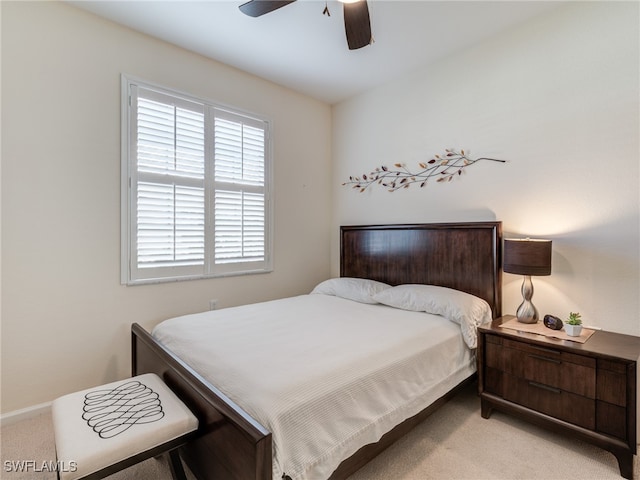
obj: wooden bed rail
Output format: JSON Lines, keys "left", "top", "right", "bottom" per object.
{"left": 131, "top": 323, "right": 272, "bottom": 480}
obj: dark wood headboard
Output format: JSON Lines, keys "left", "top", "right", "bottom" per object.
{"left": 340, "top": 222, "right": 502, "bottom": 318}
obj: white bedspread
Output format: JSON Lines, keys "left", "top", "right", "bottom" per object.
{"left": 152, "top": 294, "right": 475, "bottom": 479}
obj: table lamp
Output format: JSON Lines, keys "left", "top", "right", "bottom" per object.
{"left": 503, "top": 238, "right": 552, "bottom": 324}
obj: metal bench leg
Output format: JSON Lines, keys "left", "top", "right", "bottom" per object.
{"left": 168, "top": 449, "right": 189, "bottom": 480}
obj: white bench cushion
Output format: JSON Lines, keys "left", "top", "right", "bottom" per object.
{"left": 52, "top": 373, "right": 197, "bottom": 480}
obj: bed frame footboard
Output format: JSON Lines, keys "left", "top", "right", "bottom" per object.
{"left": 131, "top": 323, "right": 272, "bottom": 480}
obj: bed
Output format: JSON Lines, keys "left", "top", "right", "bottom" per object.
{"left": 131, "top": 221, "right": 502, "bottom": 480}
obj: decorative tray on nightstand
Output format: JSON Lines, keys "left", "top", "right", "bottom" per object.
{"left": 497, "top": 316, "right": 596, "bottom": 343}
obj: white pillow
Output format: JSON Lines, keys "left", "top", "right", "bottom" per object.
{"left": 372, "top": 284, "right": 492, "bottom": 348}
{"left": 311, "top": 277, "right": 391, "bottom": 304}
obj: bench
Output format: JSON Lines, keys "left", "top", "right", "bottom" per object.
{"left": 52, "top": 373, "right": 198, "bottom": 480}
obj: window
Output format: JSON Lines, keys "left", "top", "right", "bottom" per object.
{"left": 121, "top": 76, "right": 272, "bottom": 284}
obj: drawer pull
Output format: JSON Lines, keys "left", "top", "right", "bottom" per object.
{"left": 530, "top": 345, "right": 561, "bottom": 356}
{"left": 528, "top": 353, "right": 561, "bottom": 364}
{"left": 529, "top": 381, "right": 561, "bottom": 394}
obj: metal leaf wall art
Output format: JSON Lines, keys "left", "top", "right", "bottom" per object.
{"left": 343, "top": 149, "right": 506, "bottom": 192}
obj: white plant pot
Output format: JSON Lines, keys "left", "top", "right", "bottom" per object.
{"left": 564, "top": 324, "right": 583, "bottom": 337}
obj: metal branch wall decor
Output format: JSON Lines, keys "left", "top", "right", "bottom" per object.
{"left": 343, "top": 149, "right": 506, "bottom": 192}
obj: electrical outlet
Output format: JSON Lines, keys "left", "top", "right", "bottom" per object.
{"left": 209, "top": 299, "right": 219, "bottom": 311}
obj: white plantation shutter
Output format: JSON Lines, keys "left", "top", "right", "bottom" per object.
{"left": 213, "top": 110, "right": 266, "bottom": 269}
{"left": 122, "top": 77, "right": 272, "bottom": 284}
{"left": 137, "top": 96, "right": 205, "bottom": 178}
{"left": 134, "top": 90, "right": 206, "bottom": 274}
{"left": 214, "top": 191, "right": 265, "bottom": 263}
{"left": 214, "top": 114, "right": 265, "bottom": 185}
{"left": 136, "top": 182, "right": 205, "bottom": 267}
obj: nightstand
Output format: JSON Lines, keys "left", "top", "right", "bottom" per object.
{"left": 478, "top": 315, "right": 640, "bottom": 479}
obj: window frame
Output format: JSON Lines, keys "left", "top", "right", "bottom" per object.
{"left": 121, "top": 75, "right": 273, "bottom": 285}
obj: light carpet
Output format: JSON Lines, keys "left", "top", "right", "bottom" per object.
{"left": 1, "top": 382, "right": 636, "bottom": 479}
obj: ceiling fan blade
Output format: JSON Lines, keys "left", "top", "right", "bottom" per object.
{"left": 239, "top": 0, "right": 296, "bottom": 18}
{"left": 343, "top": 0, "right": 372, "bottom": 50}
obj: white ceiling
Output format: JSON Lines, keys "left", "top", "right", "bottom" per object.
{"left": 69, "top": 0, "right": 563, "bottom": 104}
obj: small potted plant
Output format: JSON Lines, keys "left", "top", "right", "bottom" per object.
{"left": 564, "top": 312, "right": 582, "bottom": 336}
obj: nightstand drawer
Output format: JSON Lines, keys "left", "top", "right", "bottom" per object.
{"left": 521, "top": 348, "right": 595, "bottom": 398}
{"left": 503, "top": 373, "right": 596, "bottom": 429}
{"left": 486, "top": 337, "right": 596, "bottom": 397}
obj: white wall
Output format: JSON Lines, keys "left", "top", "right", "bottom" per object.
{"left": 332, "top": 2, "right": 639, "bottom": 336}
{"left": 1, "top": 1, "right": 332, "bottom": 413}
{"left": 3, "top": 0, "right": 639, "bottom": 415}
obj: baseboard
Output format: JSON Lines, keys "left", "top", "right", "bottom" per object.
{"left": 0, "top": 401, "right": 51, "bottom": 427}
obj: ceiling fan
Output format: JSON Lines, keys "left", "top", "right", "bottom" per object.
{"left": 239, "top": 0, "right": 373, "bottom": 50}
